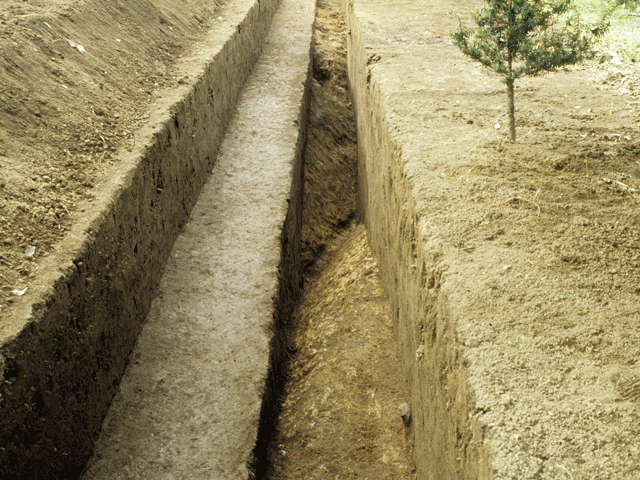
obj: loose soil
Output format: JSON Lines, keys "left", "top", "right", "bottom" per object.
{"left": 266, "top": 1, "right": 415, "bottom": 477}
{"left": 270, "top": 224, "right": 416, "bottom": 480}
{"left": 0, "top": 0, "right": 225, "bottom": 311}
{"left": 299, "top": 0, "right": 358, "bottom": 269}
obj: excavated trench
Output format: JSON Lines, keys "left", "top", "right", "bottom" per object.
{"left": 5, "top": 0, "right": 636, "bottom": 477}
{"left": 0, "top": 1, "right": 417, "bottom": 476}
{"left": 257, "top": 1, "right": 416, "bottom": 478}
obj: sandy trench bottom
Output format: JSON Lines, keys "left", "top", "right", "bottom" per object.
{"left": 268, "top": 224, "right": 417, "bottom": 480}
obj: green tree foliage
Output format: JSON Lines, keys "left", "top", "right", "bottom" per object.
{"left": 451, "top": 0, "right": 610, "bottom": 141}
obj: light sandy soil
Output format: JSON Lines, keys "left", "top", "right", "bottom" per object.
{"left": 349, "top": 0, "right": 640, "bottom": 477}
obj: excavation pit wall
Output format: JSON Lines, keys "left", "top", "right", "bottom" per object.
{"left": 5, "top": 0, "right": 636, "bottom": 478}
{"left": 0, "top": 0, "right": 286, "bottom": 476}
{"left": 82, "top": 0, "right": 313, "bottom": 473}
{"left": 346, "top": 1, "right": 488, "bottom": 477}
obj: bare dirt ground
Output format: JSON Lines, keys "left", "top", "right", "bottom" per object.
{"left": 0, "top": 0, "right": 225, "bottom": 311}
{"left": 270, "top": 224, "right": 416, "bottom": 480}
{"left": 299, "top": 0, "right": 357, "bottom": 269}
{"left": 279, "top": 1, "right": 640, "bottom": 474}
{"left": 355, "top": 1, "right": 640, "bottom": 476}
{"left": 2, "top": 0, "right": 640, "bottom": 477}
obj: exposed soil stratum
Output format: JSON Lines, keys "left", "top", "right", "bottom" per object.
{"left": 266, "top": 1, "right": 415, "bottom": 478}
{"left": 355, "top": 1, "right": 640, "bottom": 477}
{"left": 0, "top": 0, "right": 639, "bottom": 478}
{"left": 0, "top": 0, "right": 225, "bottom": 310}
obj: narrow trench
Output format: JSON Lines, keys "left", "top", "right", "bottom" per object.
{"left": 259, "top": 0, "right": 416, "bottom": 478}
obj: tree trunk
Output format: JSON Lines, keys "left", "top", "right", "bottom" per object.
{"left": 507, "top": 77, "right": 515, "bottom": 141}
{"left": 507, "top": 55, "right": 516, "bottom": 142}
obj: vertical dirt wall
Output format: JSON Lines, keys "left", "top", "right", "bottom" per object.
{"left": 298, "top": 0, "right": 358, "bottom": 269}
{"left": 345, "top": 1, "right": 491, "bottom": 478}
{"left": 251, "top": 53, "right": 311, "bottom": 480}
{"left": 0, "top": 1, "right": 281, "bottom": 477}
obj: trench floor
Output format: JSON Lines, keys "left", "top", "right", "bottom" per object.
{"left": 267, "top": 223, "right": 416, "bottom": 479}
{"left": 80, "top": 0, "right": 314, "bottom": 477}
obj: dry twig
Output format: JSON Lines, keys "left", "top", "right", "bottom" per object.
{"left": 499, "top": 196, "right": 541, "bottom": 216}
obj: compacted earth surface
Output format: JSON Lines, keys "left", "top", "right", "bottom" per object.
{"left": 356, "top": 0, "right": 640, "bottom": 476}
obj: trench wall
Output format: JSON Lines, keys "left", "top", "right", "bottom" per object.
{"left": 345, "top": 1, "right": 491, "bottom": 478}
{"left": 0, "top": 0, "right": 282, "bottom": 477}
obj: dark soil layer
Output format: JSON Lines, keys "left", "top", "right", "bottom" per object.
{"left": 299, "top": 0, "right": 357, "bottom": 270}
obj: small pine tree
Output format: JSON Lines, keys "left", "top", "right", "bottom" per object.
{"left": 451, "top": 0, "right": 610, "bottom": 141}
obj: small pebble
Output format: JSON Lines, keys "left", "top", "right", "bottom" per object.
{"left": 399, "top": 402, "right": 411, "bottom": 426}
